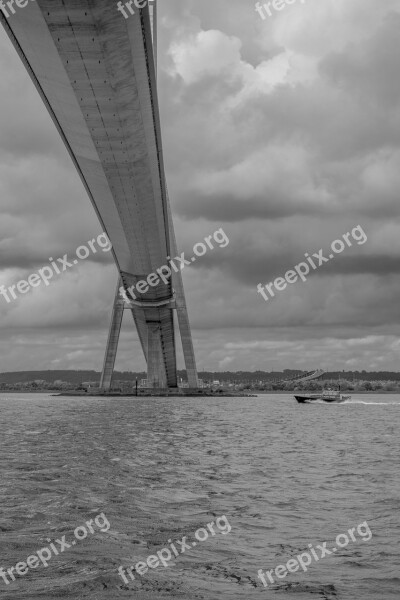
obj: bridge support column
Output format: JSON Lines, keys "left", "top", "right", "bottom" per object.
{"left": 176, "top": 305, "right": 198, "bottom": 387}
{"left": 100, "top": 279, "right": 124, "bottom": 391}
{"left": 147, "top": 322, "right": 167, "bottom": 388}
{"left": 166, "top": 193, "right": 199, "bottom": 388}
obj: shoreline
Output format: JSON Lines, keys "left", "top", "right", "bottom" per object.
{"left": 54, "top": 390, "right": 257, "bottom": 398}
{"left": 0, "top": 389, "right": 398, "bottom": 396}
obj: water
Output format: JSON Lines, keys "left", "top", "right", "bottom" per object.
{"left": 0, "top": 392, "right": 399, "bottom": 599}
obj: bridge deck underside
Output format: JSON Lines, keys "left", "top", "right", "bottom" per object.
{"left": 1, "top": 0, "right": 182, "bottom": 386}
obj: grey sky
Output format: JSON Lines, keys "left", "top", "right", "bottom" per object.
{"left": 0, "top": 0, "right": 399, "bottom": 372}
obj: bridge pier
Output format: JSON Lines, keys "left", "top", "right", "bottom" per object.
{"left": 99, "top": 281, "right": 193, "bottom": 392}
{"left": 147, "top": 322, "right": 167, "bottom": 388}
{"left": 99, "top": 279, "right": 125, "bottom": 392}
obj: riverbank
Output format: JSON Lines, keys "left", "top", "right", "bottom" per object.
{"left": 54, "top": 389, "right": 257, "bottom": 398}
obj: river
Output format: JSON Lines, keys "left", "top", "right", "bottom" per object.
{"left": 0, "top": 393, "right": 399, "bottom": 599}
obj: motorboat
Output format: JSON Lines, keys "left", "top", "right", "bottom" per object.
{"left": 295, "top": 389, "right": 351, "bottom": 404}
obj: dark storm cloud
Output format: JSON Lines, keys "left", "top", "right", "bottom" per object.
{"left": 174, "top": 190, "right": 331, "bottom": 221}
{"left": 0, "top": 244, "right": 114, "bottom": 271}
{"left": 197, "top": 251, "right": 400, "bottom": 287}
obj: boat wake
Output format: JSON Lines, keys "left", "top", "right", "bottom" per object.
{"left": 344, "top": 400, "right": 400, "bottom": 406}
{"left": 301, "top": 399, "right": 400, "bottom": 406}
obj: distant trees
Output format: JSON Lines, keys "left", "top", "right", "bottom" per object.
{"left": 361, "top": 381, "right": 373, "bottom": 391}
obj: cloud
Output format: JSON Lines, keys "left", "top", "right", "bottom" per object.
{"left": 169, "top": 29, "right": 243, "bottom": 84}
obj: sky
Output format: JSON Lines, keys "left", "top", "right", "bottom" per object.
{"left": 0, "top": 0, "right": 400, "bottom": 373}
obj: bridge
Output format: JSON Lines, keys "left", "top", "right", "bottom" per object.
{"left": 273, "top": 369, "right": 326, "bottom": 384}
{"left": 1, "top": 0, "right": 199, "bottom": 390}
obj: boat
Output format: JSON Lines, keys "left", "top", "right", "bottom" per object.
{"left": 295, "top": 389, "right": 351, "bottom": 404}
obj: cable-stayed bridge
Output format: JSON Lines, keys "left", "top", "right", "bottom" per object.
{"left": 0, "top": 0, "right": 198, "bottom": 390}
